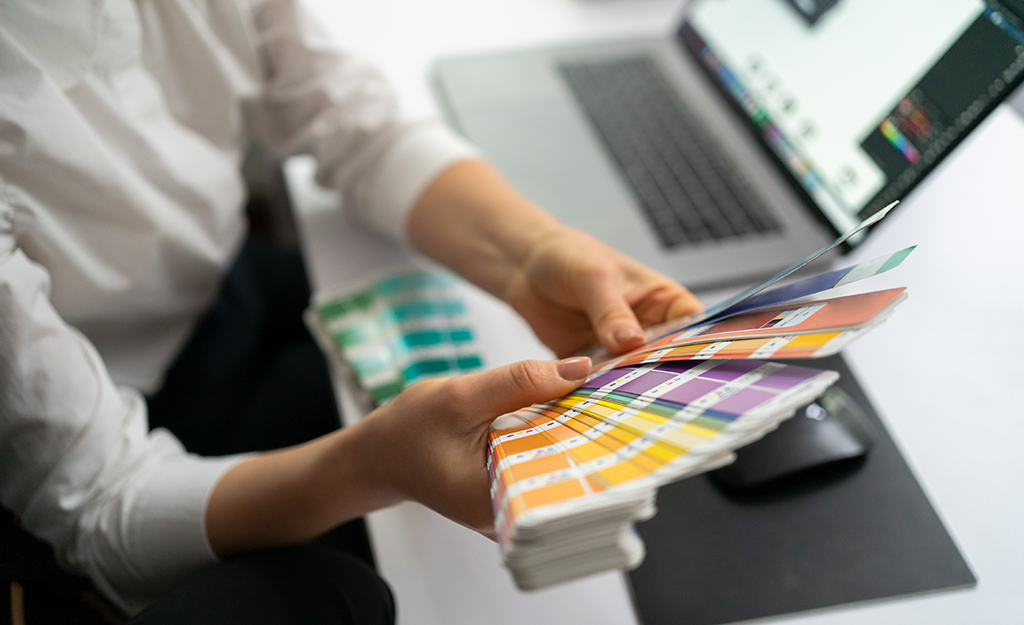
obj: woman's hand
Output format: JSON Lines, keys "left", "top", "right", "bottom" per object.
{"left": 206, "top": 357, "right": 592, "bottom": 554}
{"left": 355, "top": 356, "right": 592, "bottom": 536}
{"left": 505, "top": 226, "right": 702, "bottom": 357}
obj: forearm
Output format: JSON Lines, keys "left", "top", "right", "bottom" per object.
{"left": 205, "top": 420, "right": 401, "bottom": 559}
{"left": 407, "top": 159, "right": 563, "bottom": 299}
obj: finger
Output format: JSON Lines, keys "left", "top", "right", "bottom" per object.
{"left": 451, "top": 357, "right": 592, "bottom": 420}
{"left": 663, "top": 286, "right": 704, "bottom": 320}
{"left": 581, "top": 275, "right": 646, "bottom": 354}
{"left": 631, "top": 282, "right": 704, "bottom": 326}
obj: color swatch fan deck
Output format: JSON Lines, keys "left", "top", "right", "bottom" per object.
{"left": 488, "top": 204, "right": 915, "bottom": 590}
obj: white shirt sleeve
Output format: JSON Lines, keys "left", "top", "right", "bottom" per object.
{"left": 0, "top": 193, "right": 243, "bottom": 615}
{"left": 243, "top": 0, "right": 479, "bottom": 242}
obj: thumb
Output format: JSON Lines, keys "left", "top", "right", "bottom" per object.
{"left": 454, "top": 357, "right": 592, "bottom": 420}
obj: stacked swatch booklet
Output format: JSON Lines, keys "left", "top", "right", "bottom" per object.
{"left": 488, "top": 202, "right": 916, "bottom": 590}
{"left": 306, "top": 269, "right": 484, "bottom": 406}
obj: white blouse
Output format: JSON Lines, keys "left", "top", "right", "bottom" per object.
{"left": 0, "top": 0, "right": 476, "bottom": 613}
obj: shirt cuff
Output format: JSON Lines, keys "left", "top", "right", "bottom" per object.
{"left": 354, "top": 121, "right": 479, "bottom": 242}
{"left": 117, "top": 440, "right": 247, "bottom": 614}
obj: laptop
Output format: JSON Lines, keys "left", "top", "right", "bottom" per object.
{"left": 433, "top": 0, "right": 1024, "bottom": 288}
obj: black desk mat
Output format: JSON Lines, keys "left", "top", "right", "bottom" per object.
{"left": 627, "top": 354, "right": 975, "bottom": 625}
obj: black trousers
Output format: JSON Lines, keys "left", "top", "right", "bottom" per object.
{"left": 128, "top": 547, "right": 394, "bottom": 625}
{"left": 137, "top": 237, "right": 394, "bottom": 625}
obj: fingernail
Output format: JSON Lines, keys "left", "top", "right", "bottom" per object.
{"left": 556, "top": 357, "right": 592, "bottom": 381}
{"left": 612, "top": 325, "right": 644, "bottom": 346}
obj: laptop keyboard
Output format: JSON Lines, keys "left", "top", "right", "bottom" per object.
{"left": 560, "top": 56, "right": 780, "bottom": 247}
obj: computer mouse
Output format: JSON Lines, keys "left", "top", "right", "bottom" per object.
{"left": 710, "top": 386, "right": 873, "bottom": 490}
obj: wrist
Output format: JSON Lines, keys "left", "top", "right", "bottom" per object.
{"left": 343, "top": 415, "right": 409, "bottom": 510}
{"left": 408, "top": 159, "right": 564, "bottom": 298}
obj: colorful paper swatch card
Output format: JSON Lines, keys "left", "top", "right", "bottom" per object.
{"left": 684, "top": 201, "right": 898, "bottom": 326}
{"left": 600, "top": 287, "right": 907, "bottom": 369}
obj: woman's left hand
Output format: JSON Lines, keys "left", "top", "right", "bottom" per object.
{"left": 505, "top": 226, "right": 703, "bottom": 357}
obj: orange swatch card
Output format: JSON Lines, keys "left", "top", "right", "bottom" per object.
{"left": 603, "top": 288, "right": 906, "bottom": 368}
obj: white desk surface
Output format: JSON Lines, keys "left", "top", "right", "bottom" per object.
{"left": 287, "top": 1, "right": 1024, "bottom": 623}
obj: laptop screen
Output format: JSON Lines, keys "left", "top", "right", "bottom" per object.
{"left": 680, "top": 0, "right": 1024, "bottom": 235}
